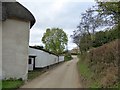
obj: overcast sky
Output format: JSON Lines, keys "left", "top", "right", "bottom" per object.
{"left": 17, "top": 0, "right": 96, "bottom": 50}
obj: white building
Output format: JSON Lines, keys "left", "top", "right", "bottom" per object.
{"left": 1, "top": 1, "right": 35, "bottom": 80}
{"left": 29, "top": 47, "right": 65, "bottom": 71}
{"left": 58, "top": 55, "right": 64, "bottom": 62}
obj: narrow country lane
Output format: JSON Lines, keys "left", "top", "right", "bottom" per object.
{"left": 21, "top": 56, "right": 82, "bottom": 88}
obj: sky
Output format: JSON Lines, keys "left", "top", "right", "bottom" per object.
{"left": 17, "top": 0, "right": 96, "bottom": 50}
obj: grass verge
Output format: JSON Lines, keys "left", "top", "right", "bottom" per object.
{"left": 2, "top": 80, "right": 24, "bottom": 90}
{"left": 78, "top": 61, "right": 93, "bottom": 79}
{"left": 2, "top": 70, "right": 45, "bottom": 89}
{"left": 0, "top": 80, "right": 2, "bottom": 89}
{"left": 28, "top": 69, "right": 46, "bottom": 81}
{"left": 77, "top": 54, "right": 101, "bottom": 88}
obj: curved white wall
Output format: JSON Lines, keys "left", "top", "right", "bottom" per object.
{"left": 2, "top": 19, "right": 30, "bottom": 80}
{"left": 0, "top": 22, "right": 2, "bottom": 80}
{"left": 29, "top": 48, "right": 58, "bottom": 68}
{"left": 59, "top": 56, "right": 64, "bottom": 62}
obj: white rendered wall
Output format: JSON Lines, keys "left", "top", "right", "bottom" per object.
{"left": 29, "top": 48, "right": 48, "bottom": 68}
{"left": 2, "top": 19, "right": 30, "bottom": 80}
{"left": 28, "top": 58, "right": 34, "bottom": 71}
{"left": 59, "top": 56, "right": 64, "bottom": 62}
{"left": 0, "top": 22, "right": 1, "bottom": 89}
{"left": 0, "top": 21, "right": 2, "bottom": 80}
{"left": 48, "top": 54, "right": 58, "bottom": 65}
{"left": 29, "top": 48, "right": 58, "bottom": 68}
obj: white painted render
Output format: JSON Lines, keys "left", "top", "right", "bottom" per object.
{"left": 59, "top": 56, "right": 64, "bottom": 62}
{"left": 0, "top": 22, "right": 2, "bottom": 80}
{"left": 48, "top": 54, "right": 58, "bottom": 65}
{"left": 29, "top": 48, "right": 59, "bottom": 69}
{"left": 2, "top": 19, "right": 30, "bottom": 80}
{"left": 28, "top": 58, "right": 34, "bottom": 71}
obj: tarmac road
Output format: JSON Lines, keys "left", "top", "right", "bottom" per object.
{"left": 21, "top": 56, "right": 82, "bottom": 88}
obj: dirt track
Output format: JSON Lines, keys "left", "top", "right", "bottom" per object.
{"left": 21, "top": 56, "right": 82, "bottom": 88}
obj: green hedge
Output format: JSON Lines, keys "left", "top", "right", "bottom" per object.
{"left": 77, "top": 40, "right": 119, "bottom": 88}
{"left": 64, "top": 53, "right": 73, "bottom": 61}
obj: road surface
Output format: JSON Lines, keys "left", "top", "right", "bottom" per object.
{"left": 21, "top": 56, "right": 82, "bottom": 88}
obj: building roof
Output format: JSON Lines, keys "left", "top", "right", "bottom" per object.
{"left": 29, "top": 46, "right": 59, "bottom": 56}
{"left": 0, "top": 2, "right": 35, "bottom": 28}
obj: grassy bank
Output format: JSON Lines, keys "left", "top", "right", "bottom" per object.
{"left": 77, "top": 39, "right": 119, "bottom": 88}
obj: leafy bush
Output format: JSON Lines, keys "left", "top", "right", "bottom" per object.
{"left": 92, "top": 26, "right": 120, "bottom": 48}
{"left": 64, "top": 53, "right": 73, "bottom": 61}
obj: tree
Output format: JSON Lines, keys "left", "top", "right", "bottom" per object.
{"left": 96, "top": 1, "right": 120, "bottom": 40}
{"left": 96, "top": 1, "right": 120, "bottom": 25}
{"left": 42, "top": 28, "right": 68, "bottom": 55}
{"left": 71, "top": 7, "right": 104, "bottom": 53}
{"left": 71, "top": 2, "right": 120, "bottom": 53}
{"left": 80, "top": 7, "right": 105, "bottom": 35}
